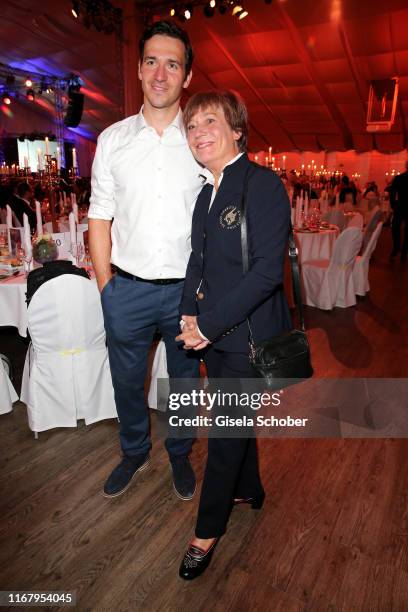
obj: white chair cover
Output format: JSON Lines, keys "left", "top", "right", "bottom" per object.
{"left": 148, "top": 340, "right": 169, "bottom": 410}
{"left": 362, "top": 206, "right": 382, "bottom": 251}
{"left": 353, "top": 222, "right": 383, "bottom": 296}
{"left": 0, "top": 358, "right": 18, "bottom": 415}
{"left": 322, "top": 209, "right": 347, "bottom": 231}
{"left": 302, "top": 227, "right": 363, "bottom": 310}
{"left": 20, "top": 275, "right": 117, "bottom": 433}
{"left": 348, "top": 212, "right": 364, "bottom": 229}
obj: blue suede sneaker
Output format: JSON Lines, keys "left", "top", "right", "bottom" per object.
{"left": 103, "top": 453, "right": 150, "bottom": 498}
{"left": 170, "top": 456, "right": 196, "bottom": 500}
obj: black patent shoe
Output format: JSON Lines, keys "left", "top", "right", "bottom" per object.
{"left": 233, "top": 491, "right": 265, "bottom": 510}
{"left": 179, "top": 539, "right": 218, "bottom": 580}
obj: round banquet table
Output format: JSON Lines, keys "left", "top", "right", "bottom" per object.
{"left": 295, "top": 227, "right": 339, "bottom": 264}
{"left": 0, "top": 273, "right": 29, "bottom": 336}
{"left": 0, "top": 267, "right": 95, "bottom": 337}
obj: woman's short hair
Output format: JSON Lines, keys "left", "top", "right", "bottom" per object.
{"left": 183, "top": 90, "right": 248, "bottom": 152}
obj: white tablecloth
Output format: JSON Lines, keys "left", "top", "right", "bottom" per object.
{"left": 0, "top": 274, "right": 29, "bottom": 336}
{"left": 295, "top": 228, "right": 339, "bottom": 264}
{"left": 0, "top": 269, "right": 95, "bottom": 337}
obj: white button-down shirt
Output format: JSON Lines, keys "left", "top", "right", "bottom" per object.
{"left": 89, "top": 108, "right": 203, "bottom": 279}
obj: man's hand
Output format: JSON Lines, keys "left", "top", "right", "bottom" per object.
{"left": 98, "top": 275, "right": 113, "bottom": 294}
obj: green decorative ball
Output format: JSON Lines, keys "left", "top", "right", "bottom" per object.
{"left": 33, "top": 239, "right": 58, "bottom": 264}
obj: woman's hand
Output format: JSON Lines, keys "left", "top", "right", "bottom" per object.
{"left": 177, "top": 315, "right": 210, "bottom": 350}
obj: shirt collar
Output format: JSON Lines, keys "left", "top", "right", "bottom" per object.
{"left": 200, "top": 152, "right": 244, "bottom": 186}
{"left": 134, "top": 105, "right": 184, "bottom": 137}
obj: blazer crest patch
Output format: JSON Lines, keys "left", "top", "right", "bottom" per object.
{"left": 219, "top": 205, "right": 241, "bottom": 230}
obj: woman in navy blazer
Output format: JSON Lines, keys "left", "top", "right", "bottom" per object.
{"left": 176, "top": 91, "right": 291, "bottom": 579}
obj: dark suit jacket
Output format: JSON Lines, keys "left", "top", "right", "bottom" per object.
{"left": 390, "top": 171, "right": 408, "bottom": 216}
{"left": 8, "top": 195, "right": 36, "bottom": 229}
{"left": 180, "top": 153, "right": 292, "bottom": 352}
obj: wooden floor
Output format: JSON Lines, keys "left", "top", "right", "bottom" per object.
{"left": 1, "top": 226, "right": 408, "bottom": 611}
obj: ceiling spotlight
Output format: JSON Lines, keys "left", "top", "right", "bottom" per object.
{"left": 203, "top": 2, "right": 215, "bottom": 17}
{"left": 71, "top": 0, "right": 79, "bottom": 18}
{"left": 26, "top": 89, "right": 35, "bottom": 101}
{"left": 170, "top": 7, "right": 176, "bottom": 16}
{"left": 210, "top": 0, "right": 216, "bottom": 6}
{"left": 2, "top": 93, "right": 11, "bottom": 105}
{"left": 184, "top": 3, "right": 193, "bottom": 19}
{"left": 232, "top": 5, "right": 243, "bottom": 16}
{"left": 25, "top": 77, "right": 32, "bottom": 87}
{"left": 238, "top": 9, "right": 248, "bottom": 18}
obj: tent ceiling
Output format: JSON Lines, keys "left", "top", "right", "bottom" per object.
{"left": 1, "top": 0, "right": 408, "bottom": 152}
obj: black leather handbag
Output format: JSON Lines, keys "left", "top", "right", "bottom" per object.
{"left": 240, "top": 165, "right": 313, "bottom": 389}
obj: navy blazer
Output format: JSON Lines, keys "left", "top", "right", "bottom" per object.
{"left": 180, "top": 153, "right": 292, "bottom": 352}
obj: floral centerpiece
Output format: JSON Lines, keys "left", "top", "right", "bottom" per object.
{"left": 32, "top": 234, "right": 58, "bottom": 264}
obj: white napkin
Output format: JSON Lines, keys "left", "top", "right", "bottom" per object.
{"left": 295, "top": 196, "right": 302, "bottom": 227}
{"left": 69, "top": 212, "right": 77, "bottom": 248}
{"left": 72, "top": 201, "right": 79, "bottom": 224}
{"left": 304, "top": 193, "right": 309, "bottom": 219}
{"left": 23, "top": 213, "right": 32, "bottom": 269}
{"left": 6, "top": 205, "right": 12, "bottom": 228}
{"left": 35, "top": 201, "right": 43, "bottom": 236}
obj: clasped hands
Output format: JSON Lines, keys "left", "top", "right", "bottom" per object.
{"left": 176, "top": 315, "right": 210, "bottom": 351}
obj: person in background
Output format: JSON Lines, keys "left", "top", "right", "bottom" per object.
{"left": 88, "top": 21, "right": 203, "bottom": 500}
{"left": 176, "top": 90, "right": 291, "bottom": 580}
{"left": 339, "top": 175, "right": 357, "bottom": 205}
{"left": 9, "top": 182, "right": 36, "bottom": 229}
{"left": 389, "top": 161, "right": 408, "bottom": 262}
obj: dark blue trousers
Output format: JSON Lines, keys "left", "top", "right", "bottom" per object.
{"left": 101, "top": 274, "right": 198, "bottom": 459}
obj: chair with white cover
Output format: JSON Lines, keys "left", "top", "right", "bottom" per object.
{"left": 301, "top": 227, "right": 363, "bottom": 310}
{"left": 0, "top": 357, "right": 18, "bottom": 415}
{"left": 20, "top": 274, "right": 117, "bottom": 435}
{"left": 353, "top": 222, "right": 383, "bottom": 297}
{"left": 362, "top": 205, "right": 382, "bottom": 252}
{"left": 348, "top": 212, "right": 364, "bottom": 229}
{"left": 322, "top": 209, "right": 347, "bottom": 231}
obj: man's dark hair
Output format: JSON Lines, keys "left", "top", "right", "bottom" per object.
{"left": 139, "top": 20, "right": 193, "bottom": 77}
{"left": 17, "top": 182, "right": 31, "bottom": 198}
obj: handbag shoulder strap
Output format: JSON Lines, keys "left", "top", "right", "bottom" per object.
{"left": 239, "top": 162, "right": 306, "bottom": 332}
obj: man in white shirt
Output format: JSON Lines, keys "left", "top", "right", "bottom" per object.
{"left": 89, "top": 21, "right": 203, "bottom": 500}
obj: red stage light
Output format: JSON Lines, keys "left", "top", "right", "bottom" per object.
{"left": 26, "top": 89, "right": 35, "bottom": 101}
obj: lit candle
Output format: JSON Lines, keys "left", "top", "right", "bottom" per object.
{"left": 268, "top": 146, "right": 272, "bottom": 158}
{"left": 272, "top": 156, "right": 275, "bottom": 166}
{"left": 254, "top": 155, "right": 258, "bottom": 162}
{"left": 56, "top": 146, "right": 61, "bottom": 170}
{"left": 24, "top": 156, "right": 29, "bottom": 168}
{"left": 11, "top": 163, "right": 15, "bottom": 175}
{"left": 282, "top": 155, "right": 286, "bottom": 170}
{"left": 37, "top": 149, "right": 42, "bottom": 171}
{"left": 72, "top": 147, "right": 77, "bottom": 168}
{"left": 45, "top": 136, "right": 49, "bottom": 156}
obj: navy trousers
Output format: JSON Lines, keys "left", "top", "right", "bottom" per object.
{"left": 101, "top": 274, "right": 198, "bottom": 459}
